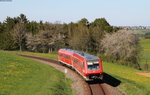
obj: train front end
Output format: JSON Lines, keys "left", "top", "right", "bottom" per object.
{"left": 84, "top": 58, "right": 103, "bottom": 81}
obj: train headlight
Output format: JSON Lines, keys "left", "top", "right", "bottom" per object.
{"left": 87, "top": 62, "right": 93, "bottom": 65}
{"left": 93, "top": 61, "right": 99, "bottom": 64}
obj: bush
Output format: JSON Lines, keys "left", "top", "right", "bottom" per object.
{"left": 101, "top": 30, "right": 141, "bottom": 69}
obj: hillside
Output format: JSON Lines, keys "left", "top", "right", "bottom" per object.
{"left": 0, "top": 51, "right": 74, "bottom": 95}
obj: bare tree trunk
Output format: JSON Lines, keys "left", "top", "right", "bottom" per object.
{"left": 19, "top": 44, "right": 22, "bottom": 51}
{"left": 12, "top": 24, "right": 26, "bottom": 51}
{"left": 51, "top": 48, "right": 53, "bottom": 52}
{"left": 48, "top": 47, "right": 50, "bottom": 53}
{"left": 49, "top": 47, "right": 52, "bottom": 53}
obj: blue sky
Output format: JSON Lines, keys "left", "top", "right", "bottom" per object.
{"left": 0, "top": 0, "right": 150, "bottom": 26}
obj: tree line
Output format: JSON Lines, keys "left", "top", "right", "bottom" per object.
{"left": 0, "top": 14, "right": 117, "bottom": 51}
{"left": 0, "top": 14, "right": 141, "bottom": 69}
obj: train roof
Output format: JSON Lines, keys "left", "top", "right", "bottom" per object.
{"left": 60, "top": 48, "right": 99, "bottom": 60}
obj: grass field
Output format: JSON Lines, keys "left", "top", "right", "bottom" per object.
{"left": 128, "top": 29, "right": 150, "bottom": 71}
{"left": 103, "top": 62, "right": 150, "bottom": 95}
{"left": 139, "top": 39, "right": 150, "bottom": 71}
{"left": 1, "top": 50, "right": 150, "bottom": 95}
{"left": 15, "top": 51, "right": 58, "bottom": 60}
{"left": 13, "top": 50, "right": 150, "bottom": 95}
{"left": 0, "top": 51, "right": 74, "bottom": 95}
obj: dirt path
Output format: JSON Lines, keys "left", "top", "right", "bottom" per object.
{"left": 136, "top": 72, "right": 150, "bottom": 78}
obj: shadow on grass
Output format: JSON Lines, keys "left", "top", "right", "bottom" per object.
{"left": 102, "top": 72, "right": 121, "bottom": 87}
{"left": 87, "top": 72, "right": 121, "bottom": 87}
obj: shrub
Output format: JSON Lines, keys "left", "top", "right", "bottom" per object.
{"left": 101, "top": 30, "right": 141, "bottom": 69}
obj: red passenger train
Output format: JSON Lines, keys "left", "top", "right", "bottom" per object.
{"left": 58, "top": 48, "right": 103, "bottom": 81}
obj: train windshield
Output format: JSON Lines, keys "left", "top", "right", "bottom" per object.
{"left": 87, "top": 61, "right": 100, "bottom": 71}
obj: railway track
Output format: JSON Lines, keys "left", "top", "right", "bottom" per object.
{"left": 89, "top": 83, "right": 105, "bottom": 95}
{"left": 20, "top": 54, "right": 106, "bottom": 95}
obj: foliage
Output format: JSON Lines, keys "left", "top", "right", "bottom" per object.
{"left": 0, "top": 32, "right": 17, "bottom": 50}
{"left": 101, "top": 30, "right": 141, "bottom": 69}
{"left": 26, "top": 26, "right": 65, "bottom": 53}
{"left": 0, "top": 14, "right": 27, "bottom": 50}
{"left": 0, "top": 14, "right": 117, "bottom": 52}
{"left": 90, "top": 18, "right": 113, "bottom": 33}
{"left": 26, "top": 21, "right": 40, "bottom": 34}
{"left": 1, "top": 14, "right": 140, "bottom": 68}
{"left": 145, "top": 32, "right": 150, "bottom": 39}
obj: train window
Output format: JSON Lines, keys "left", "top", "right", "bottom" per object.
{"left": 60, "top": 53, "right": 71, "bottom": 60}
{"left": 73, "top": 58, "right": 78, "bottom": 63}
{"left": 73, "top": 58, "right": 84, "bottom": 68}
{"left": 88, "top": 64, "right": 100, "bottom": 71}
{"left": 87, "top": 61, "right": 100, "bottom": 71}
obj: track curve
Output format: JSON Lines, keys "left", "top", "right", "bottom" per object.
{"left": 20, "top": 54, "right": 106, "bottom": 95}
{"left": 89, "top": 84, "right": 105, "bottom": 95}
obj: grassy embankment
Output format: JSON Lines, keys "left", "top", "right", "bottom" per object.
{"left": 0, "top": 51, "right": 74, "bottom": 95}
{"left": 17, "top": 51, "right": 150, "bottom": 95}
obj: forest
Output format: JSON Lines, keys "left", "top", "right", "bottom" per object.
{"left": 0, "top": 14, "right": 141, "bottom": 69}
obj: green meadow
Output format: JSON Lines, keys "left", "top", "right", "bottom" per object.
{"left": 139, "top": 38, "right": 150, "bottom": 71}
{"left": 16, "top": 51, "right": 150, "bottom": 95}
{"left": 129, "top": 29, "right": 150, "bottom": 71}
{"left": 0, "top": 51, "right": 74, "bottom": 95}
{"left": 16, "top": 51, "right": 58, "bottom": 60}
{"left": 1, "top": 50, "right": 150, "bottom": 95}
{"left": 103, "top": 62, "right": 150, "bottom": 95}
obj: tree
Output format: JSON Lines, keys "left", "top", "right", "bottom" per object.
{"left": 17, "top": 14, "right": 28, "bottom": 23}
{"left": 26, "top": 21, "right": 40, "bottom": 34}
{"left": 0, "top": 22, "right": 4, "bottom": 33}
{"left": 92, "top": 26, "right": 105, "bottom": 53}
{"left": 0, "top": 31, "right": 16, "bottom": 50}
{"left": 92, "top": 18, "right": 110, "bottom": 27}
{"left": 0, "top": 14, "right": 119, "bottom": 53}
{"left": 4, "top": 17, "right": 17, "bottom": 32}
{"left": 12, "top": 24, "right": 26, "bottom": 51}
{"left": 78, "top": 18, "right": 89, "bottom": 27}
{"left": 90, "top": 18, "right": 113, "bottom": 32}
{"left": 26, "top": 29, "right": 65, "bottom": 53}
{"left": 0, "top": 17, "right": 18, "bottom": 50}
{"left": 101, "top": 30, "right": 141, "bottom": 69}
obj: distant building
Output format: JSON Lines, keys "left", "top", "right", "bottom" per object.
{"left": 116, "top": 26, "right": 150, "bottom": 30}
